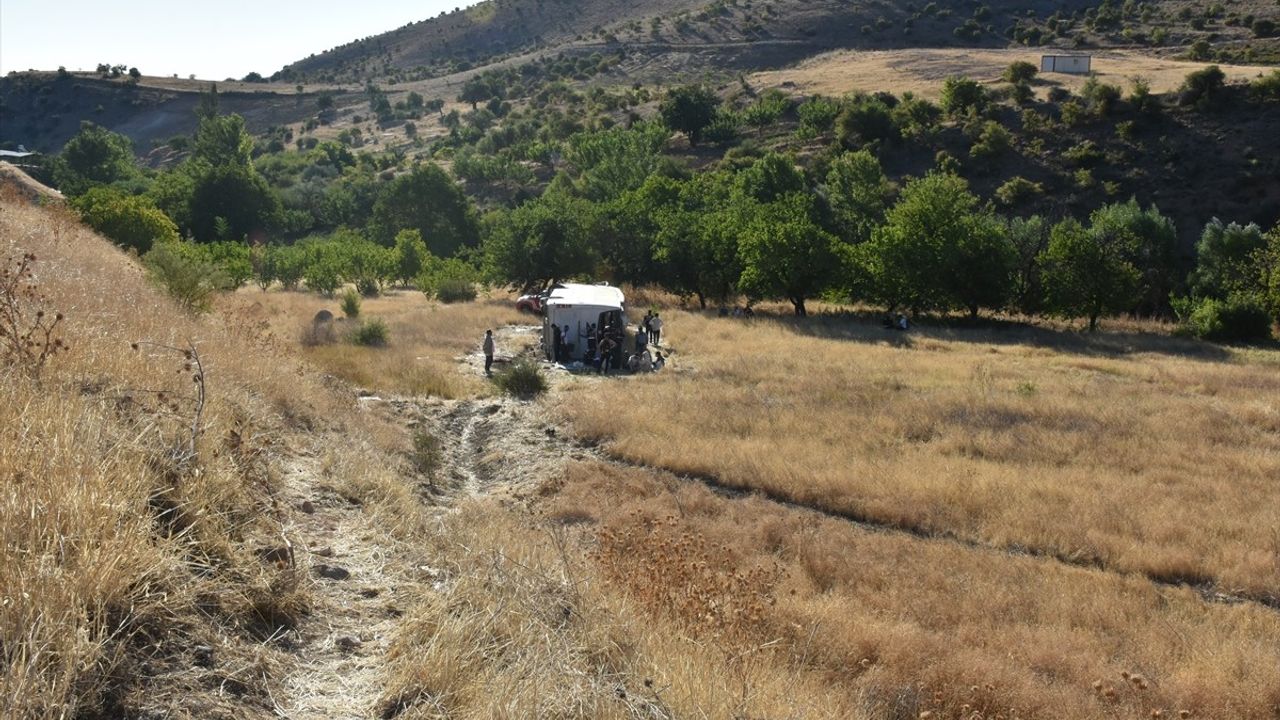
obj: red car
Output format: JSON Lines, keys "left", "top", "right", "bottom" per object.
{"left": 515, "top": 294, "right": 543, "bottom": 314}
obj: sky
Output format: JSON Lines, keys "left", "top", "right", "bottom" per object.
{"left": 1, "top": 0, "right": 477, "bottom": 80}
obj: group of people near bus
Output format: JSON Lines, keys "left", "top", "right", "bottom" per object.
{"left": 544, "top": 311, "right": 667, "bottom": 375}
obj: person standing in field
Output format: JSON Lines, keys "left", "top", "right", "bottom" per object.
{"left": 482, "top": 329, "right": 495, "bottom": 376}
{"left": 649, "top": 313, "right": 663, "bottom": 346}
{"left": 635, "top": 323, "right": 648, "bottom": 353}
{"left": 551, "top": 324, "right": 562, "bottom": 363}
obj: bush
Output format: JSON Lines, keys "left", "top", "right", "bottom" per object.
{"left": 1251, "top": 70, "right": 1280, "bottom": 101}
{"left": 1182, "top": 296, "right": 1273, "bottom": 342}
{"left": 494, "top": 358, "right": 547, "bottom": 398}
{"left": 1252, "top": 18, "right": 1277, "bottom": 38}
{"left": 340, "top": 289, "right": 361, "bottom": 318}
{"left": 995, "top": 176, "right": 1044, "bottom": 206}
{"left": 435, "top": 278, "right": 478, "bottom": 303}
{"left": 1003, "top": 61, "right": 1038, "bottom": 84}
{"left": 349, "top": 318, "right": 389, "bottom": 347}
{"left": 142, "top": 243, "right": 226, "bottom": 313}
{"left": 411, "top": 430, "right": 442, "bottom": 476}
{"left": 1179, "top": 65, "right": 1226, "bottom": 108}
{"left": 940, "top": 76, "right": 987, "bottom": 117}
{"left": 796, "top": 96, "right": 841, "bottom": 138}
{"left": 72, "top": 188, "right": 179, "bottom": 254}
{"left": 837, "top": 95, "right": 899, "bottom": 148}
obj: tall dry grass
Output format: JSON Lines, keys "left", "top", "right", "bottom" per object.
{"left": 560, "top": 309, "right": 1280, "bottom": 600}
{"left": 0, "top": 191, "right": 370, "bottom": 717}
{"left": 227, "top": 289, "right": 529, "bottom": 398}
{"left": 547, "top": 461, "right": 1280, "bottom": 719}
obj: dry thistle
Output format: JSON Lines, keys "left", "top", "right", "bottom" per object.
{"left": 0, "top": 252, "right": 68, "bottom": 380}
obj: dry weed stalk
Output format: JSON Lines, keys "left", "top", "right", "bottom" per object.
{"left": 0, "top": 252, "right": 67, "bottom": 380}
{"left": 127, "top": 340, "right": 207, "bottom": 465}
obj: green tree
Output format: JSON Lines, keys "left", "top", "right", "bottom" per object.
{"left": 824, "top": 150, "right": 891, "bottom": 246}
{"left": 836, "top": 94, "right": 899, "bottom": 148}
{"left": 564, "top": 121, "right": 669, "bottom": 202}
{"left": 187, "top": 163, "right": 281, "bottom": 241}
{"left": 738, "top": 193, "right": 839, "bottom": 316}
{"left": 52, "top": 122, "right": 138, "bottom": 196}
{"left": 1188, "top": 218, "right": 1267, "bottom": 300}
{"left": 481, "top": 191, "right": 598, "bottom": 291}
{"left": 860, "top": 172, "right": 1013, "bottom": 316}
{"left": 652, "top": 171, "right": 743, "bottom": 306}
{"left": 1088, "top": 199, "right": 1178, "bottom": 314}
{"left": 736, "top": 152, "right": 806, "bottom": 203}
{"left": 1039, "top": 218, "right": 1141, "bottom": 330}
{"left": 458, "top": 76, "right": 494, "bottom": 110}
{"left": 940, "top": 76, "right": 987, "bottom": 117}
{"left": 72, "top": 187, "right": 179, "bottom": 253}
{"left": 394, "top": 229, "right": 431, "bottom": 286}
{"left": 659, "top": 85, "right": 720, "bottom": 146}
{"left": 743, "top": 89, "right": 790, "bottom": 136}
{"left": 369, "top": 164, "right": 481, "bottom": 256}
{"left": 194, "top": 113, "right": 254, "bottom": 166}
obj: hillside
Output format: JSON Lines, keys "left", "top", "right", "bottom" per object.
{"left": 280, "top": 0, "right": 1280, "bottom": 85}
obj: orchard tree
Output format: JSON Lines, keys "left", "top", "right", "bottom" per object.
{"left": 940, "top": 76, "right": 987, "bottom": 117}
{"left": 1088, "top": 199, "right": 1178, "bottom": 314}
{"left": 481, "top": 190, "right": 598, "bottom": 291}
{"left": 736, "top": 152, "right": 806, "bottom": 203}
{"left": 659, "top": 85, "right": 720, "bottom": 146}
{"left": 860, "top": 172, "right": 1013, "bottom": 316}
{"left": 393, "top": 229, "right": 431, "bottom": 286}
{"left": 1039, "top": 218, "right": 1141, "bottom": 331}
{"left": 369, "top": 164, "right": 481, "bottom": 256}
{"left": 1188, "top": 218, "right": 1266, "bottom": 300}
{"left": 194, "top": 113, "right": 254, "bottom": 167}
{"left": 824, "top": 150, "right": 891, "bottom": 245}
{"left": 652, "top": 171, "right": 743, "bottom": 307}
{"left": 738, "top": 193, "right": 839, "bottom": 316}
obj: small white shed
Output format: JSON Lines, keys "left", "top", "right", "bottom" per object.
{"left": 1040, "top": 55, "right": 1092, "bottom": 74}
{"left": 542, "top": 283, "right": 627, "bottom": 363}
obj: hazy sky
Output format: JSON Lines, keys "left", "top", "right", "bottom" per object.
{"left": 1, "top": 1, "right": 477, "bottom": 80}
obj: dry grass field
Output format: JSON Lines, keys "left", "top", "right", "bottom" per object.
{"left": 9, "top": 191, "right": 1280, "bottom": 720}
{"left": 561, "top": 309, "right": 1280, "bottom": 601}
{"left": 227, "top": 288, "right": 529, "bottom": 399}
{"left": 750, "top": 48, "right": 1278, "bottom": 100}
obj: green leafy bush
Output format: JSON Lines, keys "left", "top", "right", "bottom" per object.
{"left": 340, "top": 289, "right": 361, "bottom": 318}
{"left": 1181, "top": 296, "right": 1273, "bottom": 342}
{"left": 349, "top": 318, "right": 390, "bottom": 347}
{"left": 494, "top": 358, "right": 547, "bottom": 398}
{"left": 418, "top": 256, "right": 480, "bottom": 303}
{"left": 796, "top": 96, "right": 841, "bottom": 138}
{"left": 1251, "top": 70, "right": 1280, "bottom": 101}
{"left": 72, "top": 188, "right": 179, "bottom": 254}
{"left": 995, "top": 177, "right": 1044, "bottom": 206}
{"left": 142, "top": 243, "right": 226, "bottom": 313}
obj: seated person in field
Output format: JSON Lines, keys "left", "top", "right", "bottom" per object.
{"left": 896, "top": 313, "right": 909, "bottom": 331}
{"left": 638, "top": 349, "right": 653, "bottom": 372}
{"left": 652, "top": 351, "right": 665, "bottom": 371}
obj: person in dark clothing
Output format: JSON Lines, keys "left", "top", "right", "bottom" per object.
{"left": 482, "top": 330, "right": 495, "bottom": 375}
{"left": 551, "top": 324, "right": 562, "bottom": 362}
{"left": 599, "top": 336, "right": 616, "bottom": 374}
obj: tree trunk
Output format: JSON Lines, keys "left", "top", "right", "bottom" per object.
{"left": 969, "top": 304, "right": 980, "bottom": 320}
{"left": 792, "top": 297, "right": 807, "bottom": 317}
{"left": 696, "top": 292, "right": 707, "bottom": 309}
{"left": 1088, "top": 314, "right": 1099, "bottom": 332}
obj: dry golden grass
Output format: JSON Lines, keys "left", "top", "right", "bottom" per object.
{"left": 560, "top": 309, "right": 1280, "bottom": 600}
{"left": 750, "top": 48, "right": 1277, "bottom": 100}
{"left": 228, "top": 288, "right": 530, "bottom": 399}
{"left": 379, "top": 501, "right": 873, "bottom": 720}
{"left": 0, "top": 190, "right": 381, "bottom": 717}
{"left": 543, "top": 461, "right": 1280, "bottom": 720}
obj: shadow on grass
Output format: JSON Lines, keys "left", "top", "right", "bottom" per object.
{"left": 724, "top": 308, "right": 1255, "bottom": 362}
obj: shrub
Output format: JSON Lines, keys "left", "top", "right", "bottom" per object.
{"left": 995, "top": 176, "right": 1044, "bottom": 206}
{"left": 940, "top": 76, "right": 987, "bottom": 117}
{"left": 796, "top": 96, "right": 841, "bottom": 138}
{"left": 411, "top": 430, "right": 442, "bottom": 476}
{"left": 494, "top": 358, "right": 547, "bottom": 398}
{"left": 435, "top": 278, "right": 478, "bottom": 303}
{"left": 1181, "top": 296, "right": 1273, "bottom": 342}
{"left": 1251, "top": 70, "right": 1280, "bottom": 101}
{"left": 837, "top": 95, "right": 899, "bottom": 148}
{"left": 1003, "top": 61, "right": 1038, "bottom": 84}
{"left": 349, "top": 318, "right": 389, "bottom": 347}
{"left": 340, "top": 289, "right": 361, "bottom": 318}
{"left": 142, "top": 243, "right": 226, "bottom": 313}
{"left": 1179, "top": 65, "right": 1226, "bottom": 108}
{"left": 1080, "top": 76, "right": 1122, "bottom": 116}
{"left": 969, "top": 120, "right": 1013, "bottom": 161}
{"left": 72, "top": 188, "right": 179, "bottom": 254}
{"left": 1252, "top": 18, "right": 1277, "bottom": 38}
